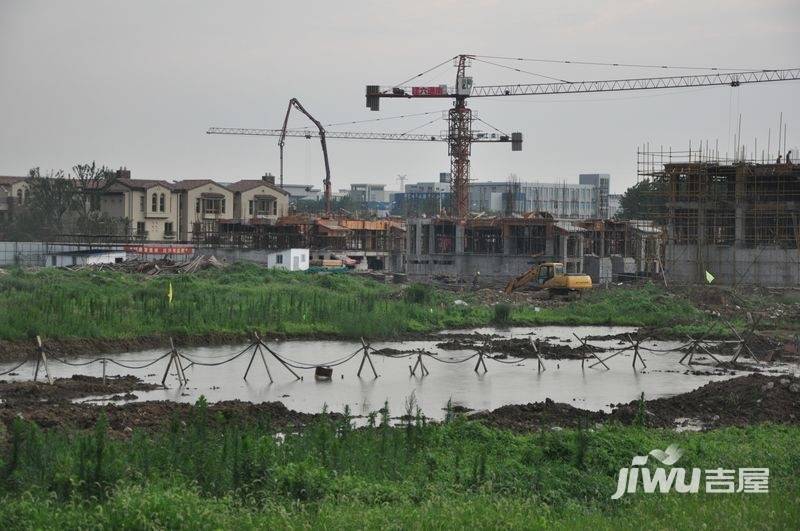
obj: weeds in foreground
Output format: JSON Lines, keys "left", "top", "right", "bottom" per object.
{"left": 0, "top": 397, "right": 796, "bottom": 528}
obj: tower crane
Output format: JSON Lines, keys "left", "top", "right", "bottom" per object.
{"left": 208, "top": 56, "right": 800, "bottom": 219}
{"left": 366, "top": 55, "right": 800, "bottom": 218}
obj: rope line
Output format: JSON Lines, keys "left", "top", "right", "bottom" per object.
{"left": 0, "top": 358, "right": 28, "bottom": 376}
{"left": 177, "top": 343, "right": 256, "bottom": 367}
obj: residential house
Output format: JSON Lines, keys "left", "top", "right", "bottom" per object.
{"left": 0, "top": 176, "right": 29, "bottom": 222}
{"left": 172, "top": 180, "right": 234, "bottom": 241}
{"left": 228, "top": 178, "right": 289, "bottom": 223}
{"left": 99, "top": 178, "right": 179, "bottom": 240}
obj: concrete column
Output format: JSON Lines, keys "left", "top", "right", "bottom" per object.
{"left": 560, "top": 234, "right": 568, "bottom": 262}
{"left": 577, "top": 236, "right": 584, "bottom": 273}
{"left": 502, "top": 225, "right": 512, "bottom": 255}
{"left": 455, "top": 224, "right": 465, "bottom": 254}
{"left": 414, "top": 220, "right": 423, "bottom": 257}
{"left": 429, "top": 222, "right": 437, "bottom": 255}
{"left": 735, "top": 206, "right": 745, "bottom": 248}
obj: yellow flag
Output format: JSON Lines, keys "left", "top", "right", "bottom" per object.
{"left": 167, "top": 282, "right": 173, "bottom": 305}
{"left": 705, "top": 271, "right": 715, "bottom": 284}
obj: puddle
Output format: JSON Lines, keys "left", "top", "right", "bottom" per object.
{"left": 1, "top": 326, "right": 783, "bottom": 420}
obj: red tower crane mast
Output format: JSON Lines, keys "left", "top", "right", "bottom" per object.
{"left": 365, "top": 54, "right": 800, "bottom": 218}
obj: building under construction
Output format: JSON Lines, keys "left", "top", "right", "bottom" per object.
{"left": 405, "top": 214, "right": 661, "bottom": 282}
{"left": 638, "top": 148, "right": 800, "bottom": 286}
{"left": 195, "top": 214, "right": 406, "bottom": 271}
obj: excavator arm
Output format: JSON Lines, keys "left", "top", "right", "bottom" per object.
{"left": 279, "top": 98, "right": 332, "bottom": 217}
{"left": 504, "top": 264, "right": 541, "bottom": 294}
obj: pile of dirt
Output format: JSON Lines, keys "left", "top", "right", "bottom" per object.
{"left": 609, "top": 373, "right": 800, "bottom": 428}
{"left": 473, "top": 398, "right": 606, "bottom": 430}
{"left": 474, "top": 374, "right": 800, "bottom": 431}
{"left": 1, "top": 399, "right": 322, "bottom": 434}
{"left": 436, "top": 336, "right": 605, "bottom": 360}
{"left": 0, "top": 375, "right": 159, "bottom": 405}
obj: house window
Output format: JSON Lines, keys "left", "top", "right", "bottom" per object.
{"left": 201, "top": 198, "right": 222, "bottom": 214}
{"left": 159, "top": 193, "right": 165, "bottom": 212}
{"left": 248, "top": 200, "right": 253, "bottom": 216}
{"left": 151, "top": 193, "right": 157, "bottom": 212}
{"left": 195, "top": 198, "right": 200, "bottom": 213}
{"left": 164, "top": 222, "right": 174, "bottom": 236}
{"left": 276, "top": 254, "right": 283, "bottom": 264}
{"left": 136, "top": 222, "right": 146, "bottom": 235}
{"left": 16, "top": 190, "right": 23, "bottom": 205}
{"left": 139, "top": 195, "right": 145, "bottom": 212}
{"left": 250, "top": 198, "right": 275, "bottom": 217}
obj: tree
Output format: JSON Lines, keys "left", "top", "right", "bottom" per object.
{"left": 5, "top": 168, "right": 79, "bottom": 239}
{"left": 71, "top": 161, "right": 116, "bottom": 218}
{"left": 616, "top": 178, "right": 666, "bottom": 221}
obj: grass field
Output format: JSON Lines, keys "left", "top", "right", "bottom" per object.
{"left": 0, "top": 400, "right": 796, "bottom": 529}
{"left": 0, "top": 264, "right": 727, "bottom": 342}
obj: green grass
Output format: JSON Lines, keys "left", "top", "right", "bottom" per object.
{"left": 0, "top": 400, "right": 797, "bottom": 529}
{"left": 0, "top": 265, "right": 492, "bottom": 341}
{"left": 0, "top": 265, "right": 725, "bottom": 342}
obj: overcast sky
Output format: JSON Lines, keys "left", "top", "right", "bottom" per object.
{"left": 1, "top": 1, "right": 798, "bottom": 193}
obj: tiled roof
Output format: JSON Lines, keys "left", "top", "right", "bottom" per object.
{"left": 116, "top": 178, "right": 174, "bottom": 190}
{"left": 227, "top": 180, "right": 288, "bottom": 195}
{"left": 0, "top": 176, "right": 27, "bottom": 186}
{"left": 171, "top": 179, "right": 230, "bottom": 191}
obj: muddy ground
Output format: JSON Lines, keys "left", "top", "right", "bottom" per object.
{"left": 0, "top": 373, "right": 797, "bottom": 434}
{"left": 475, "top": 373, "right": 800, "bottom": 430}
{"left": 0, "top": 375, "right": 322, "bottom": 434}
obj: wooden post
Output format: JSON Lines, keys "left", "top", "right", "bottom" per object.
{"left": 679, "top": 335, "right": 698, "bottom": 365}
{"left": 410, "top": 351, "right": 429, "bottom": 376}
{"left": 628, "top": 335, "right": 646, "bottom": 370}
{"left": 33, "top": 336, "right": 53, "bottom": 385}
{"left": 573, "top": 333, "right": 609, "bottom": 370}
{"left": 161, "top": 337, "right": 187, "bottom": 387}
{"left": 357, "top": 338, "right": 378, "bottom": 378}
{"left": 473, "top": 352, "right": 488, "bottom": 373}
{"left": 531, "top": 338, "right": 545, "bottom": 372}
{"left": 257, "top": 343, "right": 274, "bottom": 383}
{"left": 258, "top": 335, "right": 302, "bottom": 380}
{"left": 243, "top": 334, "right": 266, "bottom": 381}
{"left": 722, "top": 318, "right": 760, "bottom": 364}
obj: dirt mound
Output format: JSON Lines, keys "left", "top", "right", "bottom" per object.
{"left": 475, "top": 374, "right": 800, "bottom": 431}
{"left": 609, "top": 373, "right": 800, "bottom": 428}
{"left": 436, "top": 337, "right": 604, "bottom": 360}
{"left": 0, "top": 375, "right": 159, "bottom": 405}
{"left": 0, "top": 399, "right": 327, "bottom": 435}
{"left": 473, "top": 398, "right": 606, "bottom": 429}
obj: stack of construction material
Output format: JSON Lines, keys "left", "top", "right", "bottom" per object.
{"left": 309, "top": 259, "right": 344, "bottom": 268}
{"left": 610, "top": 255, "right": 637, "bottom": 281}
{"left": 66, "top": 255, "right": 225, "bottom": 276}
{"left": 583, "top": 254, "right": 612, "bottom": 285}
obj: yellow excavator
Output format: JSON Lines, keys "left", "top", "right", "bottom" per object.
{"left": 504, "top": 262, "right": 592, "bottom": 296}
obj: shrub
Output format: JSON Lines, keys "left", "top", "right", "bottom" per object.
{"left": 492, "top": 303, "right": 512, "bottom": 324}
